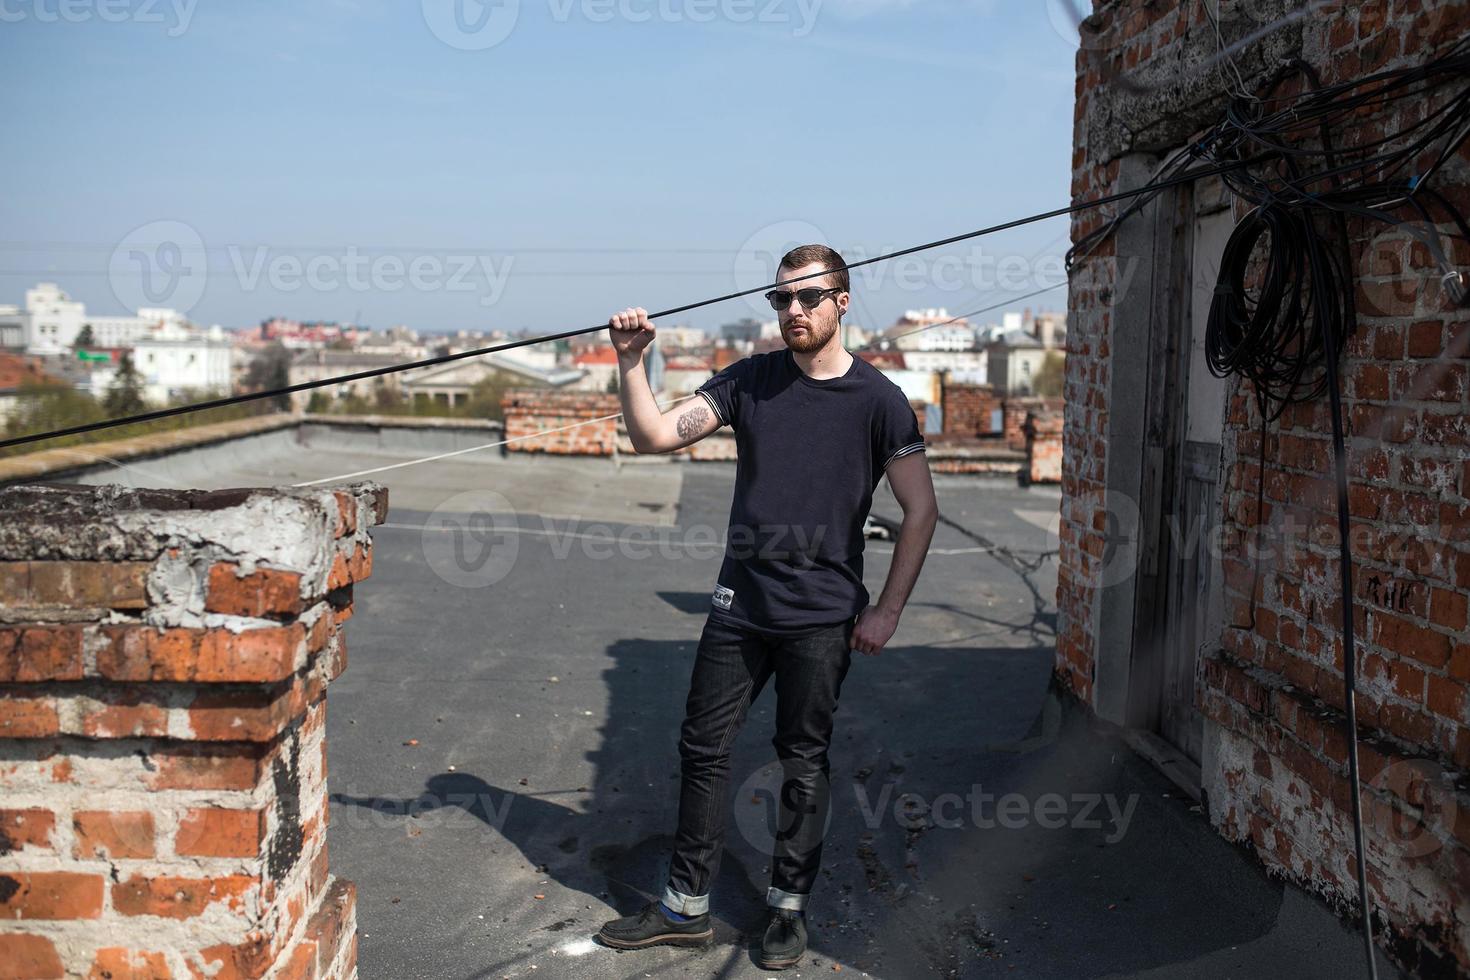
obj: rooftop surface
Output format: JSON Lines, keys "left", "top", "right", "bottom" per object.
{"left": 64, "top": 431, "right": 1397, "bottom": 979}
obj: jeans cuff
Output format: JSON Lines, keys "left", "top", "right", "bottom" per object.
{"left": 662, "top": 886, "right": 709, "bottom": 916}
{"left": 766, "top": 886, "right": 809, "bottom": 911}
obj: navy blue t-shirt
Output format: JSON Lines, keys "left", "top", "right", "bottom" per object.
{"left": 694, "top": 347, "right": 926, "bottom": 636}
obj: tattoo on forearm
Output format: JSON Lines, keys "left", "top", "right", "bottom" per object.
{"left": 676, "top": 405, "right": 710, "bottom": 440}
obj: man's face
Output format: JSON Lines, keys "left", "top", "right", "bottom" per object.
{"left": 774, "top": 262, "right": 848, "bottom": 354}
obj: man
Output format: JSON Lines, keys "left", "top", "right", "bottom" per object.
{"left": 596, "top": 244, "right": 938, "bottom": 970}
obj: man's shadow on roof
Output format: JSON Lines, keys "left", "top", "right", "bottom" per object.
{"left": 328, "top": 635, "right": 767, "bottom": 951}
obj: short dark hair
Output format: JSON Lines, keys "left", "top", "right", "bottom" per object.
{"left": 778, "top": 243, "right": 849, "bottom": 294}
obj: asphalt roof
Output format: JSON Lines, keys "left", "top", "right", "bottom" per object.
{"left": 65, "top": 437, "right": 1397, "bottom": 980}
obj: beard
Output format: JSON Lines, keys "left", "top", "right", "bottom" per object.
{"left": 782, "top": 315, "right": 839, "bottom": 354}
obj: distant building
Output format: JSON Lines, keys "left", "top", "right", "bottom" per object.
{"left": 88, "top": 336, "right": 232, "bottom": 403}
{"left": 887, "top": 309, "right": 975, "bottom": 352}
{"left": 985, "top": 330, "right": 1049, "bottom": 395}
{"left": 88, "top": 308, "right": 190, "bottom": 348}
{"left": 661, "top": 352, "right": 716, "bottom": 396}
{"left": 1033, "top": 310, "right": 1067, "bottom": 349}
{"left": 720, "top": 318, "right": 763, "bottom": 344}
{"left": 856, "top": 350, "right": 907, "bottom": 372}
{"left": 288, "top": 349, "right": 410, "bottom": 411}
{"left": 22, "top": 283, "right": 87, "bottom": 354}
{"left": 400, "top": 353, "right": 585, "bottom": 410}
{"left": 0, "top": 352, "right": 68, "bottom": 424}
{"left": 0, "top": 305, "right": 24, "bottom": 349}
{"left": 661, "top": 324, "right": 708, "bottom": 348}
{"left": 572, "top": 345, "right": 621, "bottom": 392}
{"left": 903, "top": 349, "right": 987, "bottom": 384}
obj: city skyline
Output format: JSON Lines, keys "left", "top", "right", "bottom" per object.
{"left": 0, "top": 1, "right": 1077, "bottom": 334}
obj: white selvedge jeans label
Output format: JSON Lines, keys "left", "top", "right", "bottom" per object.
{"left": 712, "top": 584, "right": 734, "bottom": 610}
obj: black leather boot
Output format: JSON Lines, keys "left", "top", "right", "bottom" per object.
{"left": 596, "top": 901, "right": 713, "bottom": 950}
{"left": 758, "top": 908, "right": 807, "bottom": 970}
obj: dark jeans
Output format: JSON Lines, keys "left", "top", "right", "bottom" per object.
{"left": 662, "top": 612, "right": 856, "bottom": 915}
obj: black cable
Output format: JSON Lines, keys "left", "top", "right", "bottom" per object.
{"left": 1198, "top": 40, "right": 1470, "bottom": 974}
{"left": 0, "top": 159, "right": 1245, "bottom": 453}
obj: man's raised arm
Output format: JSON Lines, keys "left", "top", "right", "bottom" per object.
{"left": 609, "top": 306, "right": 722, "bottom": 454}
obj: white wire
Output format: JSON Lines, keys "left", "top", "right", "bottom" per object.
{"left": 1202, "top": 0, "right": 1253, "bottom": 102}
{"left": 292, "top": 392, "right": 701, "bottom": 487}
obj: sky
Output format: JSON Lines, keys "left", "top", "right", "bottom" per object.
{"left": 0, "top": 0, "right": 1081, "bottom": 336}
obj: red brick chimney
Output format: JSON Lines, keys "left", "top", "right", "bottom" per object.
{"left": 0, "top": 481, "right": 385, "bottom": 979}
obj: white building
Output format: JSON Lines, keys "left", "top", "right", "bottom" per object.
{"left": 88, "top": 308, "right": 189, "bottom": 348}
{"left": 0, "top": 305, "right": 25, "bottom": 349}
{"left": 91, "top": 337, "right": 233, "bottom": 403}
{"left": 985, "top": 331, "right": 1053, "bottom": 395}
{"left": 889, "top": 309, "right": 975, "bottom": 352}
{"left": 12, "top": 282, "right": 190, "bottom": 355}
{"left": 903, "top": 349, "right": 988, "bottom": 384}
{"left": 661, "top": 325, "right": 708, "bottom": 348}
{"left": 24, "top": 283, "right": 87, "bottom": 354}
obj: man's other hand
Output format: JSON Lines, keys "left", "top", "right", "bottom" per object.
{"left": 851, "top": 605, "right": 898, "bottom": 656}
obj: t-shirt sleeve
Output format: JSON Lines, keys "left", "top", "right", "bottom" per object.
{"left": 694, "top": 359, "right": 745, "bottom": 429}
{"left": 876, "top": 386, "right": 926, "bottom": 471}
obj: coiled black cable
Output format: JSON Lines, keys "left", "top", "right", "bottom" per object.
{"left": 1205, "top": 201, "right": 1351, "bottom": 419}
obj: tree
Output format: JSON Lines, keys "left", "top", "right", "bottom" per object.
{"left": 462, "top": 371, "right": 518, "bottom": 422}
{"left": 2, "top": 381, "right": 100, "bottom": 443}
{"left": 71, "top": 325, "right": 95, "bottom": 351}
{"left": 1033, "top": 351, "right": 1066, "bottom": 399}
{"left": 605, "top": 371, "right": 620, "bottom": 394}
{"left": 104, "top": 351, "right": 147, "bottom": 418}
{"left": 244, "top": 342, "right": 293, "bottom": 411}
{"left": 374, "top": 381, "right": 407, "bottom": 413}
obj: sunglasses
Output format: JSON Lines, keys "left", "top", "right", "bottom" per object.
{"left": 764, "top": 286, "right": 843, "bottom": 312}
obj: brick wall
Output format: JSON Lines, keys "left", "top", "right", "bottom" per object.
{"left": 502, "top": 389, "right": 622, "bottom": 455}
{"left": 940, "top": 382, "right": 1002, "bottom": 437}
{"left": 1064, "top": 2, "right": 1470, "bottom": 975}
{"left": 1004, "top": 397, "right": 1064, "bottom": 452}
{"left": 1023, "top": 410, "right": 1064, "bottom": 485}
{"left": 0, "top": 482, "right": 384, "bottom": 978}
